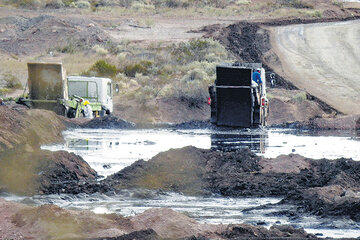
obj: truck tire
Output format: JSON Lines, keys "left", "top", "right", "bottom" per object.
{"left": 253, "top": 108, "right": 260, "bottom": 126}
{"left": 67, "top": 108, "right": 76, "bottom": 118}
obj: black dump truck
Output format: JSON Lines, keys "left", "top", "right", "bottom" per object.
{"left": 209, "top": 63, "right": 269, "bottom": 127}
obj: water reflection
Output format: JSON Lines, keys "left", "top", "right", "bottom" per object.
{"left": 211, "top": 131, "right": 268, "bottom": 153}
{"left": 42, "top": 128, "right": 360, "bottom": 178}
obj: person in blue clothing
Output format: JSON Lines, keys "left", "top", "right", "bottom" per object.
{"left": 252, "top": 68, "right": 262, "bottom": 85}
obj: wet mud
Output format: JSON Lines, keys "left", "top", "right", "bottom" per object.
{"left": 104, "top": 146, "right": 360, "bottom": 222}
{"left": 80, "top": 115, "right": 136, "bottom": 129}
{"left": 0, "top": 198, "right": 317, "bottom": 239}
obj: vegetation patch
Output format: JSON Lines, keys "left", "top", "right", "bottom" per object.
{"left": 83, "top": 39, "right": 232, "bottom": 109}
{"left": 277, "top": 0, "right": 314, "bottom": 9}
{"left": 2, "top": 0, "right": 342, "bottom": 19}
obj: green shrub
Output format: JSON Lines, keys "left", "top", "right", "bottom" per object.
{"left": 118, "top": 0, "right": 133, "bottom": 7}
{"left": 3, "top": 73, "right": 22, "bottom": 89}
{"left": 45, "top": 0, "right": 64, "bottom": 8}
{"left": 62, "top": 0, "right": 75, "bottom": 6}
{"left": 12, "top": 0, "right": 42, "bottom": 8}
{"left": 171, "top": 39, "right": 228, "bottom": 64}
{"left": 55, "top": 40, "right": 82, "bottom": 54}
{"left": 0, "top": 88, "right": 11, "bottom": 96}
{"left": 154, "top": 0, "right": 188, "bottom": 8}
{"left": 86, "top": 60, "right": 118, "bottom": 77}
{"left": 291, "top": 91, "right": 307, "bottom": 103}
{"left": 278, "top": 0, "right": 313, "bottom": 9}
{"left": 76, "top": 0, "right": 90, "bottom": 8}
{"left": 123, "top": 61, "right": 153, "bottom": 77}
{"left": 306, "top": 9, "right": 322, "bottom": 18}
{"left": 173, "top": 79, "right": 208, "bottom": 107}
{"left": 92, "top": 45, "right": 109, "bottom": 55}
{"left": 332, "top": 0, "right": 343, "bottom": 8}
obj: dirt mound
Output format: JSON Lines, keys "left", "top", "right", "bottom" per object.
{"left": 0, "top": 198, "right": 133, "bottom": 240}
{"left": 215, "top": 21, "right": 296, "bottom": 90}
{"left": 220, "top": 224, "right": 315, "bottom": 239}
{"left": 106, "top": 146, "right": 210, "bottom": 195}
{"left": 81, "top": 115, "right": 136, "bottom": 129}
{"left": 131, "top": 208, "right": 223, "bottom": 239}
{"left": 0, "top": 105, "right": 98, "bottom": 195}
{"left": 0, "top": 104, "right": 66, "bottom": 152}
{"left": 0, "top": 148, "right": 97, "bottom": 195}
{"left": 284, "top": 185, "right": 360, "bottom": 222}
{"left": 0, "top": 15, "right": 111, "bottom": 55}
{"left": 105, "top": 146, "right": 360, "bottom": 221}
{"left": 0, "top": 198, "right": 315, "bottom": 240}
{"left": 267, "top": 89, "right": 331, "bottom": 126}
{"left": 307, "top": 114, "right": 360, "bottom": 130}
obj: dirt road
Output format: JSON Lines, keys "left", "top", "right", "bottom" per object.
{"left": 269, "top": 20, "right": 360, "bottom": 115}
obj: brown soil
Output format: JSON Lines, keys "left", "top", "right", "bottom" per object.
{"left": 0, "top": 13, "right": 112, "bottom": 55}
{"left": 0, "top": 103, "right": 65, "bottom": 151}
{"left": 0, "top": 198, "right": 316, "bottom": 240}
{"left": 0, "top": 105, "right": 97, "bottom": 195}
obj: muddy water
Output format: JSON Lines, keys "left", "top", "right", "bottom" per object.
{"left": 42, "top": 128, "right": 360, "bottom": 177}
{"left": 38, "top": 128, "right": 360, "bottom": 238}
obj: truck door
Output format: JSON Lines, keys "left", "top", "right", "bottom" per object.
{"left": 215, "top": 66, "right": 253, "bottom": 127}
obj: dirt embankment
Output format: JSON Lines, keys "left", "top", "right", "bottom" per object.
{"left": 105, "top": 146, "right": 360, "bottom": 221}
{"left": 0, "top": 198, "right": 316, "bottom": 240}
{"left": 0, "top": 105, "right": 97, "bottom": 195}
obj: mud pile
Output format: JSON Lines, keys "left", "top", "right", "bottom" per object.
{"left": 0, "top": 198, "right": 315, "bottom": 240}
{"left": 105, "top": 146, "right": 360, "bottom": 221}
{"left": 81, "top": 115, "right": 136, "bottom": 129}
{"left": 0, "top": 104, "right": 65, "bottom": 151}
{"left": 0, "top": 15, "right": 111, "bottom": 55}
{"left": 0, "top": 105, "right": 98, "bottom": 195}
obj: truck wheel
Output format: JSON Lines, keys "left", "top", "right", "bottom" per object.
{"left": 99, "top": 110, "right": 106, "bottom": 117}
{"left": 253, "top": 108, "right": 260, "bottom": 126}
{"left": 106, "top": 109, "right": 111, "bottom": 115}
{"left": 67, "top": 108, "right": 76, "bottom": 118}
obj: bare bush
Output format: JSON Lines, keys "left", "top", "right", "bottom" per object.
{"left": 3, "top": 73, "right": 22, "bottom": 89}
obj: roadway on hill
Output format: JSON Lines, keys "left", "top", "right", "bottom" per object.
{"left": 269, "top": 20, "right": 360, "bottom": 115}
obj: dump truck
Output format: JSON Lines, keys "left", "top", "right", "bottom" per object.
{"left": 17, "top": 62, "right": 113, "bottom": 118}
{"left": 208, "top": 63, "right": 268, "bottom": 127}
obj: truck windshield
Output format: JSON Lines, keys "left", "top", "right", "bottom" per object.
{"left": 68, "top": 81, "right": 98, "bottom": 100}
